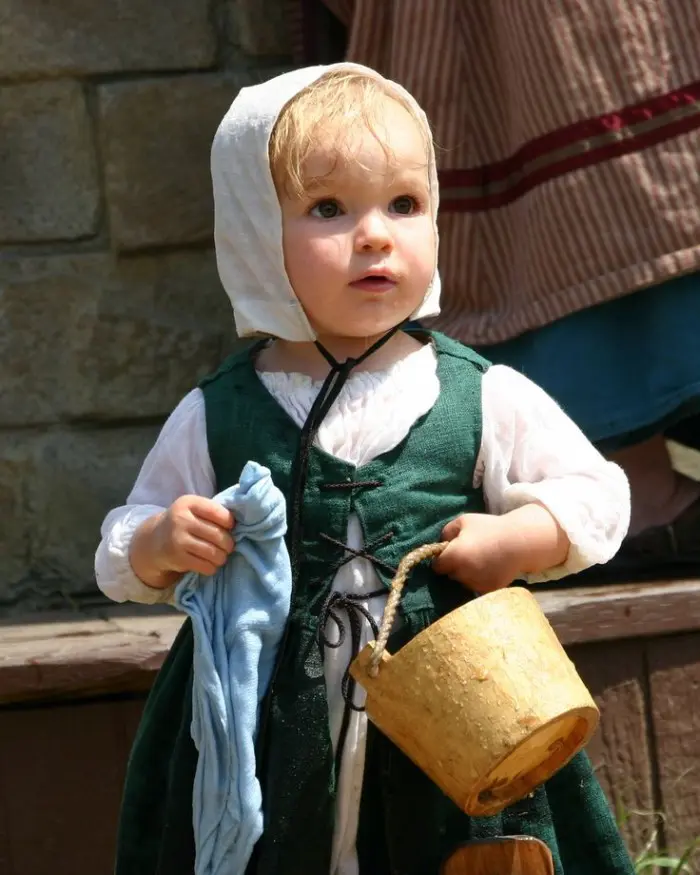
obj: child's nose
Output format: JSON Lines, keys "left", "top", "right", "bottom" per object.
{"left": 354, "top": 211, "right": 393, "bottom": 252}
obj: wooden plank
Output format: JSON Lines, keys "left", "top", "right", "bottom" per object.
{"left": 535, "top": 579, "right": 700, "bottom": 646}
{"left": 0, "top": 697, "right": 144, "bottom": 875}
{"left": 114, "top": 696, "right": 148, "bottom": 763}
{"left": 0, "top": 755, "right": 13, "bottom": 875}
{"left": 2, "top": 578, "right": 700, "bottom": 704}
{"left": 0, "top": 611, "right": 183, "bottom": 704}
{"left": 567, "top": 639, "right": 655, "bottom": 856}
{"left": 647, "top": 632, "right": 700, "bottom": 855}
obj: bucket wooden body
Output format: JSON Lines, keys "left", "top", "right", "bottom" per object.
{"left": 350, "top": 587, "right": 599, "bottom": 816}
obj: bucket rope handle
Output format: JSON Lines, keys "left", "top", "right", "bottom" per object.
{"left": 368, "top": 542, "right": 447, "bottom": 677}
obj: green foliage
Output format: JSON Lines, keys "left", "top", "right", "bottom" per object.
{"left": 633, "top": 838, "right": 699, "bottom": 874}
{"left": 615, "top": 804, "right": 699, "bottom": 874}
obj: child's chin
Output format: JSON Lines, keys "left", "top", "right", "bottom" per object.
{"left": 346, "top": 320, "right": 407, "bottom": 339}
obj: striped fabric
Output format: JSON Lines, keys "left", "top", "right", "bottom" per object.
{"left": 285, "top": 0, "right": 305, "bottom": 60}
{"left": 298, "top": 0, "right": 700, "bottom": 344}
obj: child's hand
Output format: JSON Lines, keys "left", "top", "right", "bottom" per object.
{"left": 433, "top": 513, "right": 522, "bottom": 593}
{"left": 130, "top": 496, "right": 235, "bottom": 589}
{"left": 433, "top": 505, "right": 570, "bottom": 594}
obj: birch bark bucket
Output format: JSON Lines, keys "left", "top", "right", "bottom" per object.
{"left": 350, "top": 544, "right": 599, "bottom": 817}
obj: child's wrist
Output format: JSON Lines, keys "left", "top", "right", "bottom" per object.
{"left": 129, "top": 513, "right": 180, "bottom": 590}
{"left": 499, "top": 504, "right": 570, "bottom": 576}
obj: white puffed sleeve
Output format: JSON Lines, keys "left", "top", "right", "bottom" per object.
{"left": 94, "top": 388, "right": 216, "bottom": 604}
{"left": 477, "top": 365, "right": 630, "bottom": 582}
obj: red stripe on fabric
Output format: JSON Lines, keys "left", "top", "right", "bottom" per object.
{"left": 440, "top": 108, "right": 700, "bottom": 213}
{"left": 440, "top": 80, "right": 700, "bottom": 191}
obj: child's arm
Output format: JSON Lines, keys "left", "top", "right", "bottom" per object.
{"left": 129, "top": 493, "right": 234, "bottom": 590}
{"left": 95, "top": 389, "right": 233, "bottom": 604}
{"left": 435, "top": 365, "right": 630, "bottom": 592}
{"left": 435, "top": 502, "right": 570, "bottom": 592}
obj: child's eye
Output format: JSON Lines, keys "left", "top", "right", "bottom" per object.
{"left": 310, "top": 199, "right": 343, "bottom": 219}
{"left": 390, "top": 195, "right": 419, "bottom": 215}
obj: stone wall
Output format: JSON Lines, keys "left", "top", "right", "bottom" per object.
{"left": 0, "top": 1, "right": 291, "bottom": 615}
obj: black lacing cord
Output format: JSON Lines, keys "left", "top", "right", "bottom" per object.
{"left": 315, "top": 531, "right": 397, "bottom": 587}
{"left": 309, "top": 532, "right": 396, "bottom": 727}
{"left": 255, "top": 322, "right": 407, "bottom": 812}
{"left": 317, "top": 589, "right": 384, "bottom": 711}
{"left": 317, "top": 587, "right": 386, "bottom": 781}
{"left": 287, "top": 322, "right": 406, "bottom": 585}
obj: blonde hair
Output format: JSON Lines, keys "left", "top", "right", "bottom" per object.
{"left": 269, "top": 69, "right": 432, "bottom": 198}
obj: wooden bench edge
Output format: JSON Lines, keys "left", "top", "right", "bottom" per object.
{"left": 2, "top": 579, "right": 700, "bottom": 703}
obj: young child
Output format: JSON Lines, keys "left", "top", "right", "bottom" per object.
{"left": 96, "top": 64, "right": 634, "bottom": 875}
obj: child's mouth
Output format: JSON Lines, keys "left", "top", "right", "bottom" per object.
{"left": 350, "top": 275, "right": 397, "bottom": 292}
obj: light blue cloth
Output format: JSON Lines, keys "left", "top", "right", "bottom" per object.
{"left": 174, "top": 461, "right": 292, "bottom": 875}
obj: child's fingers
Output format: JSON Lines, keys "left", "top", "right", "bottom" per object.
{"left": 433, "top": 539, "right": 460, "bottom": 575}
{"left": 190, "top": 518, "right": 235, "bottom": 554}
{"left": 182, "top": 554, "right": 220, "bottom": 578}
{"left": 185, "top": 537, "right": 230, "bottom": 569}
{"left": 441, "top": 514, "right": 469, "bottom": 542}
{"left": 190, "top": 497, "right": 235, "bottom": 530}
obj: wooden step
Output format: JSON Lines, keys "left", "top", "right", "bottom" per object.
{"left": 1, "top": 578, "right": 700, "bottom": 704}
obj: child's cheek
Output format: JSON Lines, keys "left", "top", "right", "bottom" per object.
{"left": 306, "top": 237, "right": 347, "bottom": 277}
{"left": 284, "top": 225, "right": 342, "bottom": 290}
{"left": 404, "top": 228, "right": 436, "bottom": 281}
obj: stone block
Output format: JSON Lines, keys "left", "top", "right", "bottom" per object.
{"left": 99, "top": 75, "right": 240, "bottom": 249}
{"left": 0, "top": 0, "right": 215, "bottom": 78}
{"left": 0, "top": 437, "right": 34, "bottom": 592}
{"left": 74, "top": 251, "right": 239, "bottom": 420}
{"left": 0, "top": 427, "right": 162, "bottom": 609}
{"left": 229, "top": 0, "right": 292, "bottom": 56}
{"left": 0, "top": 251, "right": 238, "bottom": 426}
{"left": 0, "top": 80, "right": 100, "bottom": 242}
{"left": 29, "top": 427, "right": 162, "bottom": 600}
{"left": 0, "top": 254, "right": 107, "bottom": 425}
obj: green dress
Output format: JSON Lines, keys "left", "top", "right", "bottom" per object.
{"left": 115, "top": 332, "right": 634, "bottom": 875}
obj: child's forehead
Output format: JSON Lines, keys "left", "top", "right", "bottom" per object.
{"left": 301, "top": 109, "right": 430, "bottom": 184}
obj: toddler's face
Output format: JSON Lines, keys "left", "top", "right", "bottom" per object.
{"left": 278, "top": 99, "right": 436, "bottom": 345}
